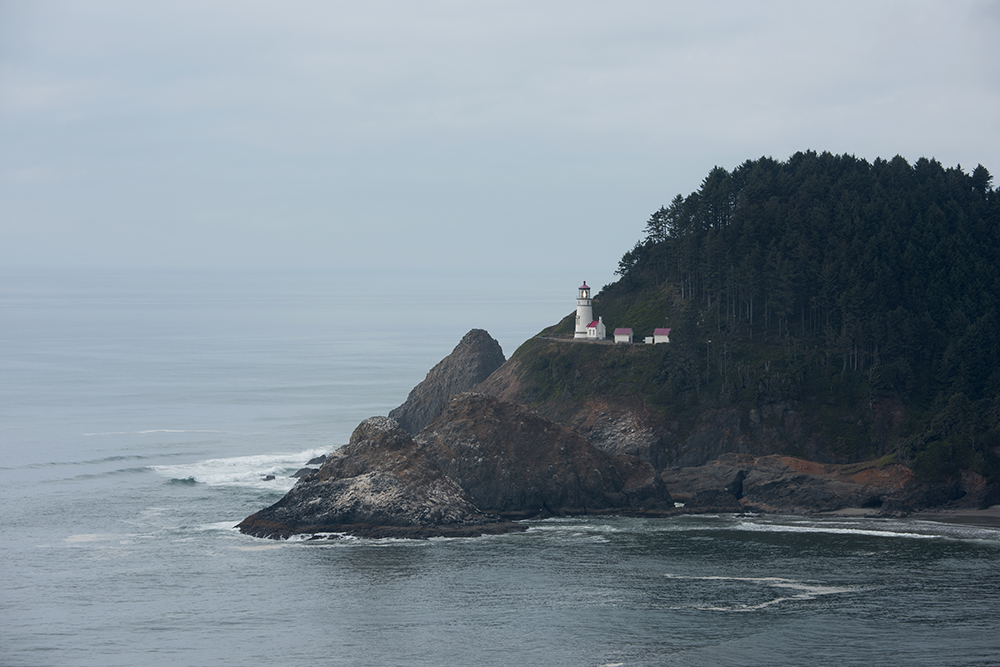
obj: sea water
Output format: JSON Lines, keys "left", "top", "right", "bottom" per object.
{"left": 2, "top": 270, "right": 999, "bottom": 667}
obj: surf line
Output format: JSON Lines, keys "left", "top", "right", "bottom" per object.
{"left": 663, "top": 574, "right": 855, "bottom": 612}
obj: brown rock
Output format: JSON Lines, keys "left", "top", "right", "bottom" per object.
{"left": 237, "top": 417, "right": 521, "bottom": 539}
{"left": 416, "top": 393, "right": 672, "bottom": 517}
{"left": 389, "top": 329, "right": 505, "bottom": 435}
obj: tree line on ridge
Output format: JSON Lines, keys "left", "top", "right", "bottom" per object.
{"left": 603, "top": 150, "right": 1000, "bottom": 480}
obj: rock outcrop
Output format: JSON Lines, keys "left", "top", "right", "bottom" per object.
{"left": 416, "top": 393, "right": 672, "bottom": 518}
{"left": 237, "top": 417, "right": 522, "bottom": 539}
{"left": 238, "top": 394, "right": 673, "bottom": 540}
{"left": 662, "top": 453, "right": 991, "bottom": 514}
{"left": 478, "top": 348, "right": 999, "bottom": 515}
{"left": 389, "top": 329, "right": 505, "bottom": 435}
{"left": 477, "top": 354, "right": 820, "bottom": 468}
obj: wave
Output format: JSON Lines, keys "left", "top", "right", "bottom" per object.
{"left": 664, "top": 574, "right": 856, "bottom": 612}
{"left": 149, "top": 447, "right": 330, "bottom": 491}
{"left": 730, "top": 516, "right": 1000, "bottom": 545}
{"left": 65, "top": 533, "right": 119, "bottom": 544}
{"left": 200, "top": 521, "right": 242, "bottom": 532}
{"left": 71, "top": 466, "right": 155, "bottom": 480}
{"left": 83, "top": 429, "right": 246, "bottom": 436}
{"left": 32, "top": 465, "right": 163, "bottom": 484}
{"left": 733, "top": 519, "right": 940, "bottom": 540}
{"left": 8, "top": 451, "right": 199, "bottom": 471}
{"left": 525, "top": 514, "right": 1000, "bottom": 546}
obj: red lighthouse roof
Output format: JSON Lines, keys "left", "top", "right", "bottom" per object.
{"left": 579, "top": 281, "right": 590, "bottom": 290}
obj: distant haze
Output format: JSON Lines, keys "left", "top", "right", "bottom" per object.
{"left": 2, "top": 1, "right": 998, "bottom": 296}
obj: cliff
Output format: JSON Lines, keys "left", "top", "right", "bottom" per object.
{"left": 239, "top": 391, "right": 671, "bottom": 540}
{"left": 417, "top": 392, "right": 671, "bottom": 517}
{"left": 476, "top": 338, "right": 829, "bottom": 467}
{"left": 662, "top": 453, "right": 995, "bottom": 514}
{"left": 237, "top": 416, "right": 522, "bottom": 539}
{"left": 389, "top": 329, "right": 505, "bottom": 434}
{"left": 475, "top": 338, "right": 999, "bottom": 513}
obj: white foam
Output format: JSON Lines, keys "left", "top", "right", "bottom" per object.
{"left": 232, "top": 544, "right": 286, "bottom": 551}
{"left": 733, "top": 520, "right": 938, "bottom": 540}
{"left": 65, "top": 533, "right": 111, "bottom": 543}
{"left": 284, "top": 532, "right": 358, "bottom": 542}
{"left": 200, "top": 521, "right": 242, "bottom": 532}
{"left": 664, "top": 574, "right": 855, "bottom": 611}
{"left": 149, "top": 447, "right": 329, "bottom": 490}
{"left": 84, "top": 429, "right": 241, "bottom": 436}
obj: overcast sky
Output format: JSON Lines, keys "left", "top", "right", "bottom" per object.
{"left": 2, "top": 1, "right": 999, "bottom": 293}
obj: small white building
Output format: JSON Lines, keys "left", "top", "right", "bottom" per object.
{"left": 587, "top": 317, "right": 606, "bottom": 340}
{"left": 653, "top": 327, "right": 672, "bottom": 344}
{"left": 614, "top": 327, "right": 633, "bottom": 344}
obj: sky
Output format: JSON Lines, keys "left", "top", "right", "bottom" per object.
{"left": 2, "top": 1, "right": 999, "bottom": 296}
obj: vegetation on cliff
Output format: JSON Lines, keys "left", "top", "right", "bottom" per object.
{"left": 525, "top": 152, "right": 1000, "bottom": 486}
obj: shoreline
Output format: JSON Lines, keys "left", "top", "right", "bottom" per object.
{"left": 813, "top": 505, "right": 1000, "bottom": 529}
{"left": 909, "top": 505, "right": 1000, "bottom": 529}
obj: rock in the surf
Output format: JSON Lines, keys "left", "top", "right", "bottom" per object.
{"left": 237, "top": 416, "right": 522, "bottom": 539}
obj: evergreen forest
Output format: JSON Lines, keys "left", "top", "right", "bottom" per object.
{"left": 580, "top": 151, "right": 1000, "bottom": 481}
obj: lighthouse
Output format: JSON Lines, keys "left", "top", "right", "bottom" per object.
{"left": 574, "top": 281, "right": 593, "bottom": 339}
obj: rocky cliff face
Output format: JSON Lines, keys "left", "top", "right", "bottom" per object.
{"left": 475, "top": 353, "right": 678, "bottom": 466}
{"left": 237, "top": 416, "right": 521, "bottom": 539}
{"left": 474, "top": 341, "right": 999, "bottom": 513}
{"left": 476, "top": 349, "right": 840, "bottom": 468}
{"left": 389, "top": 329, "right": 505, "bottom": 435}
{"left": 417, "top": 393, "right": 671, "bottom": 517}
{"left": 662, "top": 453, "right": 995, "bottom": 514}
{"left": 238, "top": 394, "right": 671, "bottom": 539}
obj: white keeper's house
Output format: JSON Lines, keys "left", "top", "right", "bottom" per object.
{"left": 614, "top": 328, "right": 633, "bottom": 344}
{"left": 653, "top": 327, "right": 671, "bottom": 344}
{"left": 587, "top": 317, "right": 606, "bottom": 340}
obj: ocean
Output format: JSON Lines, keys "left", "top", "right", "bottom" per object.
{"left": 2, "top": 269, "right": 999, "bottom": 667}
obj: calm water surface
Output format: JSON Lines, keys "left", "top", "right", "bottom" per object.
{"left": 2, "top": 270, "right": 998, "bottom": 666}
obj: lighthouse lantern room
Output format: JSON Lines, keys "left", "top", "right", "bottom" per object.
{"left": 575, "top": 281, "right": 594, "bottom": 339}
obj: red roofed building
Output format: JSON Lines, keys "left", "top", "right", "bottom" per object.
{"left": 653, "top": 327, "right": 671, "bottom": 344}
{"left": 614, "top": 327, "right": 633, "bottom": 344}
{"left": 586, "top": 317, "right": 606, "bottom": 340}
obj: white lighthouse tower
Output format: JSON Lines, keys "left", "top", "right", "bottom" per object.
{"left": 574, "top": 281, "right": 593, "bottom": 339}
